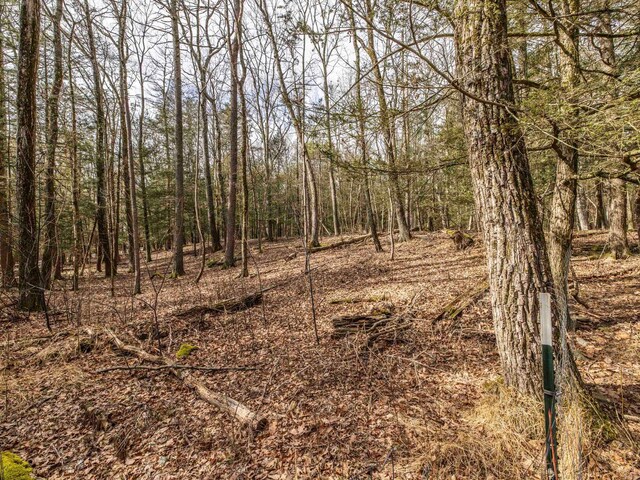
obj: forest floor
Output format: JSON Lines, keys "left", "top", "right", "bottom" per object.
{"left": 1, "top": 231, "right": 639, "bottom": 479}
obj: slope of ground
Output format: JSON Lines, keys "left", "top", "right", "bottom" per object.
{"left": 0, "top": 231, "right": 638, "bottom": 479}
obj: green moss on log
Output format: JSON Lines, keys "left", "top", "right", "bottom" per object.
{"left": 1, "top": 452, "right": 34, "bottom": 480}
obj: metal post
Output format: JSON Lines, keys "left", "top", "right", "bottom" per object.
{"left": 540, "top": 293, "right": 558, "bottom": 479}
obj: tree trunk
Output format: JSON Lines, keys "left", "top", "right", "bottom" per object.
{"left": 116, "top": 0, "right": 141, "bottom": 293}
{"left": 0, "top": 26, "right": 15, "bottom": 287}
{"left": 363, "top": 0, "right": 410, "bottom": 242}
{"left": 201, "top": 80, "right": 222, "bottom": 252}
{"left": 576, "top": 183, "right": 590, "bottom": 230}
{"left": 137, "top": 63, "right": 152, "bottom": 263}
{"left": 224, "top": 0, "right": 242, "bottom": 268}
{"left": 454, "top": 0, "right": 560, "bottom": 394}
{"left": 171, "top": 0, "right": 185, "bottom": 276}
{"left": 68, "top": 28, "right": 82, "bottom": 291}
{"left": 16, "top": 0, "right": 43, "bottom": 310}
{"left": 547, "top": 0, "right": 580, "bottom": 331}
{"left": 240, "top": 47, "right": 249, "bottom": 278}
{"left": 84, "top": 0, "right": 113, "bottom": 277}
{"left": 595, "top": 179, "right": 607, "bottom": 228}
{"left": 608, "top": 178, "right": 630, "bottom": 258}
{"left": 41, "top": 0, "right": 64, "bottom": 288}
{"left": 347, "top": 0, "right": 381, "bottom": 252}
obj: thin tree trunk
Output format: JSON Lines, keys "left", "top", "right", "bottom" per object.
{"left": 68, "top": 27, "right": 82, "bottom": 291}
{"left": 347, "top": 0, "right": 381, "bottom": 252}
{"left": 16, "top": 0, "right": 43, "bottom": 311}
{"left": 362, "top": 0, "right": 410, "bottom": 242}
{"left": 548, "top": 0, "right": 580, "bottom": 332}
{"left": 201, "top": 81, "right": 222, "bottom": 252}
{"left": 41, "top": 0, "right": 64, "bottom": 288}
{"left": 137, "top": 63, "right": 152, "bottom": 263}
{"left": 240, "top": 43, "right": 249, "bottom": 278}
{"left": 224, "top": 0, "right": 242, "bottom": 268}
{"left": 84, "top": 0, "right": 112, "bottom": 277}
{"left": 171, "top": 0, "right": 185, "bottom": 276}
{"left": 609, "top": 177, "right": 630, "bottom": 258}
{"left": 0, "top": 23, "right": 15, "bottom": 287}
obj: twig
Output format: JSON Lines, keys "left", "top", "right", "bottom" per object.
{"left": 95, "top": 364, "right": 257, "bottom": 374}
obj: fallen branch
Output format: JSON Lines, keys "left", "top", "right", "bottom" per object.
{"left": 309, "top": 234, "right": 371, "bottom": 253}
{"left": 96, "top": 364, "right": 257, "bottom": 374}
{"left": 105, "top": 329, "right": 267, "bottom": 432}
{"left": 332, "top": 311, "right": 412, "bottom": 345}
{"left": 175, "top": 291, "right": 263, "bottom": 318}
{"left": 433, "top": 280, "right": 489, "bottom": 323}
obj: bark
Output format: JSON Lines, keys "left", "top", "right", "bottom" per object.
{"left": 84, "top": 0, "right": 113, "bottom": 277}
{"left": 595, "top": 179, "right": 607, "bottom": 228}
{"left": 363, "top": 0, "right": 411, "bottom": 242}
{"left": 16, "top": 0, "right": 44, "bottom": 310}
{"left": 0, "top": 28, "right": 15, "bottom": 287}
{"left": 453, "top": 0, "right": 571, "bottom": 394}
{"left": 171, "top": 0, "right": 185, "bottom": 276}
{"left": 41, "top": 0, "right": 64, "bottom": 288}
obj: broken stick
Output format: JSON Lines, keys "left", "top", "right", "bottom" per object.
{"left": 105, "top": 329, "right": 267, "bottom": 432}
{"left": 433, "top": 280, "right": 489, "bottom": 323}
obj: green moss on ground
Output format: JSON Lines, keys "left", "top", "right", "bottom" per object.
{"left": 1, "top": 451, "right": 34, "bottom": 480}
{"left": 176, "top": 343, "right": 199, "bottom": 359}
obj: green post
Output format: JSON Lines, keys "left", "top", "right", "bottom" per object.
{"left": 540, "top": 293, "right": 558, "bottom": 479}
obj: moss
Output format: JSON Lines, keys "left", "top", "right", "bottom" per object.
{"left": 176, "top": 343, "right": 198, "bottom": 359}
{"left": 1, "top": 452, "right": 34, "bottom": 480}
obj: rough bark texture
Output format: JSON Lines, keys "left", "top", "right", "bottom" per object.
{"left": 16, "top": 0, "right": 44, "bottom": 310}
{"left": 454, "top": 0, "right": 550, "bottom": 394}
{"left": 171, "top": 0, "right": 185, "bottom": 276}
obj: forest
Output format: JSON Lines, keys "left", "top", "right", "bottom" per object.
{"left": 0, "top": 0, "right": 639, "bottom": 477}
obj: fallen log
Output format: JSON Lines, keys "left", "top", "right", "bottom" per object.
{"left": 433, "top": 280, "right": 489, "bottom": 323}
{"left": 445, "top": 229, "right": 475, "bottom": 250}
{"left": 309, "top": 234, "right": 371, "bottom": 253}
{"left": 105, "top": 329, "right": 267, "bottom": 432}
{"left": 175, "top": 291, "right": 263, "bottom": 318}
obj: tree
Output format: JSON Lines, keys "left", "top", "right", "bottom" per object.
{"left": 171, "top": 0, "right": 186, "bottom": 276}
{"left": 83, "top": 0, "right": 113, "bottom": 277}
{"left": 454, "top": 0, "right": 556, "bottom": 393}
{"left": 16, "top": 0, "right": 43, "bottom": 310}
{"left": 41, "top": 0, "right": 64, "bottom": 288}
{"left": 0, "top": 14, "right": 15, "bottom": 287}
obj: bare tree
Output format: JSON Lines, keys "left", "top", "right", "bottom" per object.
{"left": 16, "top": 0, "right": 43, "bottom": 310}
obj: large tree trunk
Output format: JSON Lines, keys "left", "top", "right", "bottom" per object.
{"left": 171, "top": 0, "right": 185, "bottom": 276}
{"left": 454, "top": 0, "right": 555, "bottom": 394}
{"left": 84, "top": 0, "right": 113, "bottom": 277}
{"left": 0, "top": 26, "right": 15, "bottom": 287}
{"left": 16, "top": 0, "right": 43, "bottom": 310}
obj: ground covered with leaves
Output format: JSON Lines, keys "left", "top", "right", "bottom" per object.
{"left": 1, "top": 231, "right": 638, "bottom": 479}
